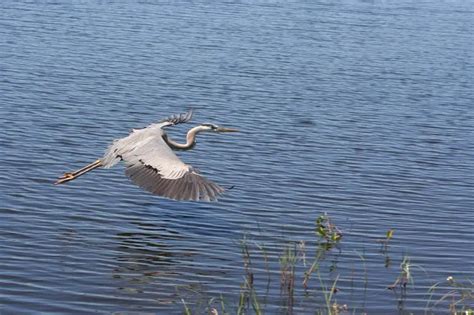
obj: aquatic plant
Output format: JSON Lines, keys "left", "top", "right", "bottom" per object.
{"left": 426, "top": 276, "right": 474, "bottom": 314}
{"left": 237, "top": 236, "right": 263, "bottom": 315}
{"left": 315, "top": 213, "right": 343, "bottom": 247}
{"left": 179, "top": 214, "right": 472, "bottom": 315}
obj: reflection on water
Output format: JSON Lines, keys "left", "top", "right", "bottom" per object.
{"left": 111, "top": 220, "right": 191, "bottom": 307}
{"left": 113, "top": 221, "right": 187, "bottom": 283}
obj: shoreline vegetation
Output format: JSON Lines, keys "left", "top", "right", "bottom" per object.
{"left": 180, "top": 214, "right": 473, "bottom": 315}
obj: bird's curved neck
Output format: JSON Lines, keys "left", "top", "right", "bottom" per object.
{"left": 163, "top": 126, "right": 203, "bottom": 150}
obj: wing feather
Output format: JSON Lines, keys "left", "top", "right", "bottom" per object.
{"left": 160, "top": 110, "right": 193, "bottom": 126}
{"left": 101, "top": 112, "right": 225, "bottom": 201}
{"left": 121, "top": 136, "right": 224, "bottom": 201}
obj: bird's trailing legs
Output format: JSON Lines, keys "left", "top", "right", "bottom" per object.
{"left": 55, "top": 159, "right": 103, "bottom": 185}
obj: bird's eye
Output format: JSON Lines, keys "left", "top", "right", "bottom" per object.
{"left": 202, "top": 123, "right": 217, "bottom": 129}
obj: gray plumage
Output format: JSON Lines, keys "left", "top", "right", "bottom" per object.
{"left": 55, "top": 110, "right": 238, "bottom": 201}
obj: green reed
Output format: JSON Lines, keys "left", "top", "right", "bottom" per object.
{"left": 179, "top": 213, "right": 472, "bottom": 315}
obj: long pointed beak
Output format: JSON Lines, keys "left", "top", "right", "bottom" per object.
{"left": 216, "top": 126, "right": 239, "bottom": 133}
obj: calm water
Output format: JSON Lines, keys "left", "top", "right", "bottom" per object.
{"left": 1, "top": 1, "right": 473, "bottom": 314}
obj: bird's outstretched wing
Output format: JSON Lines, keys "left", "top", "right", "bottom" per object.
{"left": 121, "top": 134, "right": 225, "bottom": 201}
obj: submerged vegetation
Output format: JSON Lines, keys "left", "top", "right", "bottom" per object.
{"left": 179, "top": 213, "right": 473, "bottom": 314}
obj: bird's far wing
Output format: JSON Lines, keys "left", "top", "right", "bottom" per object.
{"left": 160, "top": 110, "right": 193, "bottom": 126}
{"left": 121, "top": 135, "right": 225, "bottom": 201}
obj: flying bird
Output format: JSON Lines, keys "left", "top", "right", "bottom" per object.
{"left": 55, "top": 110, "right": 238, "bottom": 201}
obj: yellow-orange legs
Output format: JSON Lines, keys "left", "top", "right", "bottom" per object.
{"left": 55, "top": 159, "right": 102, "bottom": 185}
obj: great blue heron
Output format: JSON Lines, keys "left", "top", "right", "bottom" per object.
{"left": 55, "top": 110, "right": 238, "bottom": 201}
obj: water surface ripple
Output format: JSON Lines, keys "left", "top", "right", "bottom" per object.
{"left": 1, "top": 1, "right": 473, "bottom": 314}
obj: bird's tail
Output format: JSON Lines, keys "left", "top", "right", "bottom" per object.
{"left": 55, "top": 159, "right": 103, "bottom": 185}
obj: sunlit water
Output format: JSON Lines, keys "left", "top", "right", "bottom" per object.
{"left": 1, "top": 1, "right": 473, "bottom": 314}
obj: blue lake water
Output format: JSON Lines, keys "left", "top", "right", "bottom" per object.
{"left": 1, "top": 1, "right": 473, "bottom": 314}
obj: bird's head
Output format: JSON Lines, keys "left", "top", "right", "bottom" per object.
{"left": 199, "top": 123, "right": 239, "bottom": 133}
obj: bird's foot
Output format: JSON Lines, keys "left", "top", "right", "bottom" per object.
{"left": 55, "top": 172, "right": 76, "bottom": 185}
{"left": 54, "top": 159, "right": 102, "bottom": 185}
